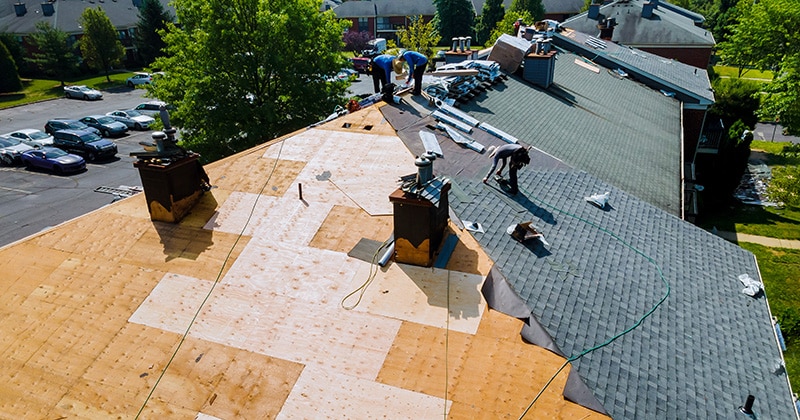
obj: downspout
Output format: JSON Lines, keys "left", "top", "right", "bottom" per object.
{"left": 374, "top": 3, "right": 378, "bottom": 38}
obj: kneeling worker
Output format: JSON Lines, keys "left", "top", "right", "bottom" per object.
{"left": 483, "top": 144, "right": 531, "bottom": 195}
{"left": 396, "top": 50, "right": 428, "bottom": 96}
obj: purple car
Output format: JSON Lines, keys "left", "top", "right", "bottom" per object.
{"left": 21, "top": 147, "right": 86, "bottom": 174}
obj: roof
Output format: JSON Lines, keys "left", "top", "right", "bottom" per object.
{"left": 562, "top": 0, "right": 715, "bottom": 48}
{"left": 334, "top": 0, "right": 582, "bottom": 19}
{"left": 0, "top": 26, "right": 793, "bottom": 420}
{"left": 0, "top": 104, "right": 604, "bottom": 418}
{"left": 553, "top": 28, "right": 715, "bottom": 106}
{"left": 333, "top": 0, "right": 435, "bottom": 18}
{"left": 381, "top": 94, "right": 797, "bottom": 418}
{"left": 0, "top": 0, "right": 175, "bottom": 35}
{"left": 458, "top": 51, "right": 683, "bottom": 216}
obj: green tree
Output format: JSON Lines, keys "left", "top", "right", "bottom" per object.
{"left": 433, "top": 0, "right": 475, "bottom": 46}
{"left": 149, "top": 0, "right": 349, "bottom": 162}
{"left": 509, "top": 0, "right": 545, "bottom": 21}
{"left": 475, "top": 0, "right": 505, "bottom": 45}
{"left": 79, "top": 7, "right": 125, "bottom": 82}
{"left": 709, "top": 77, "right": 760, "bottom": 130}
{"left": 1, "top": 33, "right": 28, "bottom": 76}
{"left": 0, "top": 40, "right": 22, "bottom": 93}
{"left": 485, "top": 10, "right": 533, "bottom": 47}
{"left": 134, "top": 0, "right": 173, "bottom": 66}
{"left": 27, "top": 22, "right": 79, "bottom": 86}
{"left": 718, "top": 0, "right": 800, "bottom": 134}
{"left": 397, "top": 15, "right": 441, "bottom": 60}
{"left": 760, "top": 55, "right": 800, "bottom": 136}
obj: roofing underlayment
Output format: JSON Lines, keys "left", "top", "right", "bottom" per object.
{"left": 0, "top": 105, "right": 604, "bottom": 418}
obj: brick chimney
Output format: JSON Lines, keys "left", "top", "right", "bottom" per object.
{"left": 597, "top": 18, "right": 616, "bottom": 40}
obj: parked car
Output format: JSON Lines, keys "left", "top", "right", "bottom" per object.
{"left": 133, "top": 101, "right": 172, "bottom": 117}
{"left": 44, "top": 119, "right": 100, "bottom": 135}
{"left": 20, "top": 147, "right": 86, "bottom": 174}
{"left": 329, "top": 68, "right": 359, "bottom": 82}
{"left": 0, "top": 136, "right": 35, "bottom": 165}
{"left": 64, "top": 85, "right": 103, "bottom": 100}
{"left": 126, "top": 72, "right": 153, "bottom": 87}
{"left": 5, "top": 129, "right": 54, "bottom": 147}
{"left": 52, "top": 129, "right": 117, "bottom": 161}
{"left": 79, "top": 115, "right": 129, "bottom": 137}
{"left": 350, "top": 57, "right": 371, "bottom": 74}
{"left": 105, "top": 110, "right": 155, "bottom": 130}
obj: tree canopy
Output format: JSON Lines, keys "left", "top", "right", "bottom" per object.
{"left": 509, "top": 0, "right": 545, "bottom": 21}
{"left": 0, "top": 40, "right": 22, "bottom": 93}
{"left": 27, "top": 22, "right": 79, "bottom": 86}
{"left": 475, "top": 0, "right": 505, "bottom": 46}
{"left": 134, "top": 0, "right": 173, "bottom": 66}
{"left": 433, "top": 0, "right": 475, "bottom": 46}
{"left": 149, "top": 0, "right": 349, "bottom": 162}
{"left": 486, "top": 10, "right": 533, "bottom": 47}
{"left": 79, "top": 7, "right": 125, "bottom": 82}
{"left": 343, "top": 30, "right": 372, "bottom": 56}
{"left": 397, "top": 16, "right": 441, "bottom": 60}
{"left": 718, "top": 0, "right": 800, "bottom": 134}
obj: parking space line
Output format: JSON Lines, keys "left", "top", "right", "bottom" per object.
{"left": 0, "top": 185, "right": 32, "bottom": 194}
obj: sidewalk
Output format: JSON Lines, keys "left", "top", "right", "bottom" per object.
{"left": 715, "top": 230, "right": 800, "bottom": 249}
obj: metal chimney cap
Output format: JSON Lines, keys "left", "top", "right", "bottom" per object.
{"left": 151, "top": 131, "right": 167, "bottom": 140}
{"left": 415, "top": 155, "right": 432, "bottom": 166}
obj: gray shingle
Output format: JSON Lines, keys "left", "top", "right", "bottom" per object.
{"left": 383, "top": 91, "right": 796, "bottom": 418}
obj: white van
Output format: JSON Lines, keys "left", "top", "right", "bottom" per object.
{"left": 361, "top": 38, "right": 387, "bottom": 57}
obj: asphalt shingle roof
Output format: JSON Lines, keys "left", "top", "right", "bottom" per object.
{"left": 381, "top": 98, "right": 796, "bottom": 418}
{"left": 562, "top": 0, "right": 715, "bottom": 48}
{"left": 0, "top": 0, "right": 175, "bottom": 35}
{"left": 553, "top": 29, "right": 715, "bottom": 105}
{"left": 458, "top": 51, "right": 683, "bottom": 216}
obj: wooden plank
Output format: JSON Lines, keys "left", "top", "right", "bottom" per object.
{"left": 309, "top": 204, "right": 393, "bottom": 254}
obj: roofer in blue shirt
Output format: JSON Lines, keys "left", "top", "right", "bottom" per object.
{"left": 370, "top": 54, "right": 396, "bottom": 94}
{"left": 396, "top": 50, "right": 428, "bottom": 95}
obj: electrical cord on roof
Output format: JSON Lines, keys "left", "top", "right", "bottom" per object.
{"left": 134, "top": 140, "right": 286, "bottom": 419}
{"left": 340, "top": 238, "right": 392, "bottom": 310}
{"left": 516, "top": 186, "right": 671, "bottom": 419}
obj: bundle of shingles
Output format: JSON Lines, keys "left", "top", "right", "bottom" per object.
{"left": 423, "top": 60, "right": 505, "bottom": 103}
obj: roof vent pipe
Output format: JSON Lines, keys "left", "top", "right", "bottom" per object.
{"left": 14, "top": 3, "right": 26, "bottom": 16}
{"left": 642, "top": 2, "right": 655, "bottom": 18}
{"left": 41, "top": 2, "right": 54, "bottom": 16}
{"left": 739, "top": 395, "right": 755, "bottom": 415}
{"left": 451, "top": 37, "right": 458, "bottom": 51}
{"left": 588, "top": 3, "right": 600, "bottom": 19}
{"left": 416, "top": 155, "right": 433, "bottom": 185}
{"left": 458, "top": 37, "right": 465, "bottom": 52}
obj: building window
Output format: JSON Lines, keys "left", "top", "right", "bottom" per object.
{"left": 377, "top": 17, "right": 392, "bottom": 31}
{"left": 358, "top": 17, "right": 369, "bottom": 32}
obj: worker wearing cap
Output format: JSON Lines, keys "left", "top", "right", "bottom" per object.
{"left": 371, "top": 54, "right": 396, "bottom": 94}
{"left": 396, "top": 50, "right": 428, "bottom": 95}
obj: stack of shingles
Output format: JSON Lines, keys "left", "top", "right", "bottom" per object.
{"left": 424, "top": 60, "right": 504, "bottom": 103}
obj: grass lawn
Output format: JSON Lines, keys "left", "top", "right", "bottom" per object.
{"left": 712, "top": 65, "right": 774, "bottom": 81}
{"left": 698, "top": 140, "right": 800, "bottom": 239}
{"left": 740, "top": 243, "right": 800, "bottom": 391}
{"left": 0, "top": 72, "right": 137, "bottom": 110}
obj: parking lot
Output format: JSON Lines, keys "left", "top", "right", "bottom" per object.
{"left": 0, "top": 88, "right": 156, "bottom": 247}
{"left": 0, "top": 78, "right": 380, "bottom": 247}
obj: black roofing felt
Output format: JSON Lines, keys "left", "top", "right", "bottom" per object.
{"left": 381, "top": 100, "right": 796, "bottom": 419}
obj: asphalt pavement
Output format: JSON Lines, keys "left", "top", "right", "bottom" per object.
{"left": 0, "top": 87, "right": 153, "bottom": 247}
{"left": 0, "top": 78, "right": 377, "bottom": 248}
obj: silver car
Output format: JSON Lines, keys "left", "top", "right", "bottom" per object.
{"left": 106, "top": 110, "right": 156, "bottom": 130}
{"left": 64, "top": 85, "right": 103, "bottom": 100}
{"left": 0, "top": 136, "right": 35, "bottom": 165}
